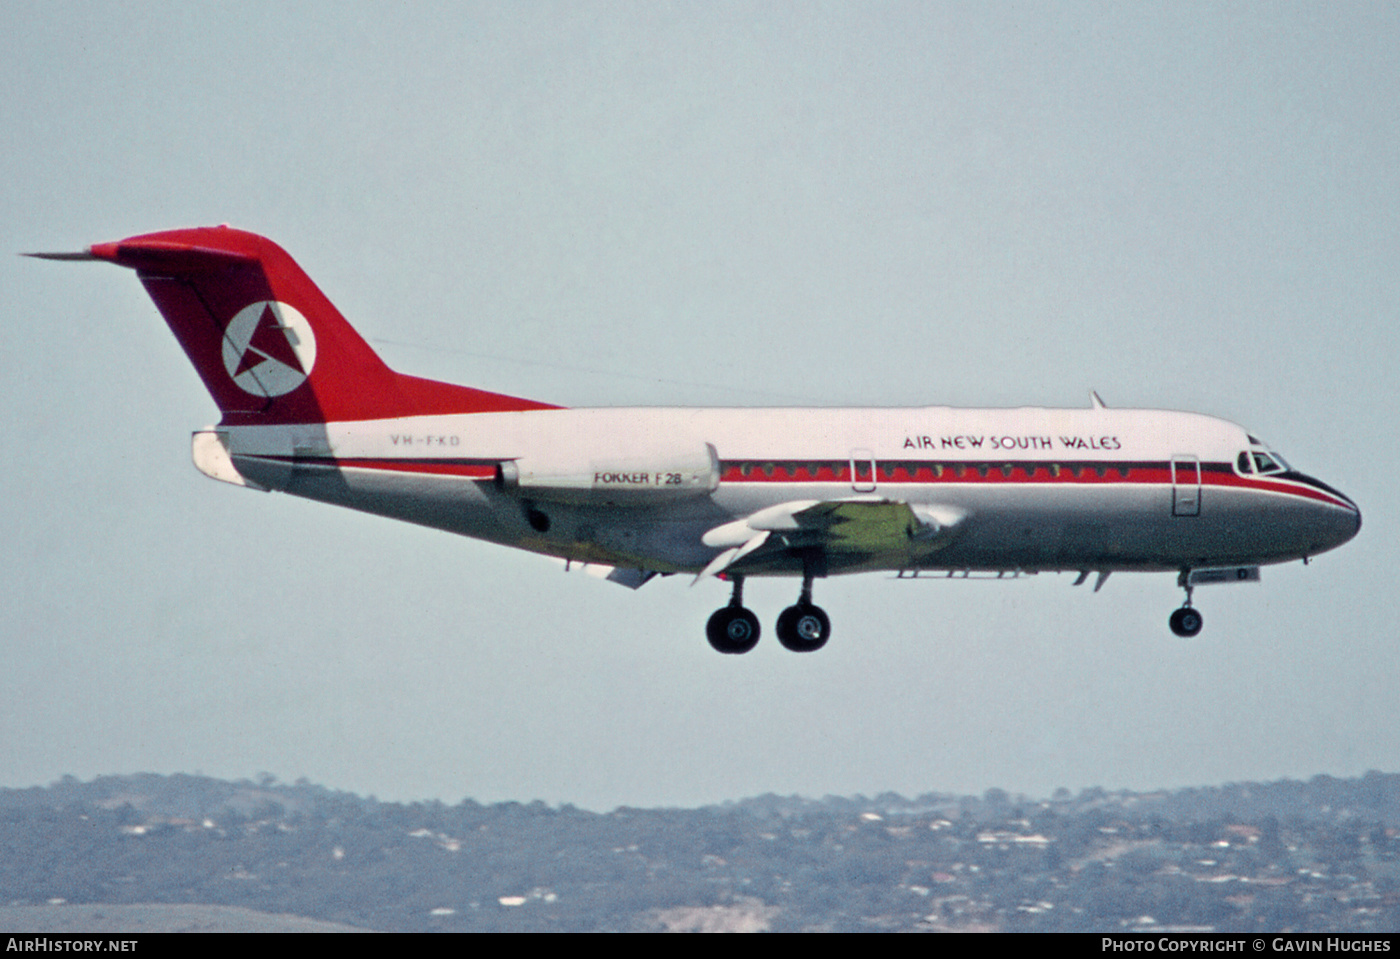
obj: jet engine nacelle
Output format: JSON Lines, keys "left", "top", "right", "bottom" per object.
{"left": 497, "top": 442, "right": 720, "bottom": 506}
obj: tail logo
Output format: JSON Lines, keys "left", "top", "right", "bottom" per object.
{"left": 221, "top": 301, "right": 318, "bottom": 397}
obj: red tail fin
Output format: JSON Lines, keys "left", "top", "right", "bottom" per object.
{"left": 89, "top": 226, "right": 558, "bottom": 424}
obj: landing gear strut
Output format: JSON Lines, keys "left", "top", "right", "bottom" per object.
{"left": 1169, "top": 573, "right": 1204, "bottom": 638}
{"left": 706, "top": 575, "right": 760, "bottom": 654}
{"left": 775, "top": 564, "right": 831, "bottom": 653}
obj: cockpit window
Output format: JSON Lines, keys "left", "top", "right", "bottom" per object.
{"left": 1252, "top": 451, "right": 1286, "bottom": 475}
{"left": 1237, "top": 451, "right": 1254, "bottom": 474}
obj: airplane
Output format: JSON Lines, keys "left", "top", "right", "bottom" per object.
{"left": 29, "top": 226, "right": 1361, "bottom": 654}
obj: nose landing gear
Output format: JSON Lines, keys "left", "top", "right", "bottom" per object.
{"left": 1169, "top": 605, "right": 1204, "bottom": 637}
{"left": 706, "top": 575, "right": 761, "bottom": 654}
{"left": 1169, "top": 573, "right": 1204, "bottom": 637}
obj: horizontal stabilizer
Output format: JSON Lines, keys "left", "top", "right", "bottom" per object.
{"left": 22, "top": 251, "right": 101, "bottom": 261}
{"left": 191, "top": 429, "right": 267, "bottom": 491}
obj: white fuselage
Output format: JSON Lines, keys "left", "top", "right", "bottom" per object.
{"left": 55, "top": 224, "right": 1362, "bottom": 647}
{"left": 214, "top": 405, "right": 1360, "bottom": 579}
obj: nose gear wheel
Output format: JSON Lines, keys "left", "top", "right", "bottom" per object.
{"left": 1169, "top": 573, "right": 1204, "bottom": 637}
{"left": 1169, "top": 606, "right": 1204, "bottom": 637}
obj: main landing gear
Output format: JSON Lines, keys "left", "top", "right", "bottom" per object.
{"left": 776, "top": 571, "right": 831, "bottom": 653}
{"left": 706, "top": 576, "right": 761, "bottom": 654}
{"left": 705, "top": 571, "right": 832, "bottom": 655}
{"left": 1169, "top": 573, "right": 1204, "bottom": 638}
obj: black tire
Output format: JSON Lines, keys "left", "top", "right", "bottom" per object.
{"left": 706, "top": 606, "right": 761, "bottom": 654}
{"left": 1169, "top": 606, "right": 1204, "bottom": 638}
{"left": 776, "top": 603, "right": 831, "bottom": 652}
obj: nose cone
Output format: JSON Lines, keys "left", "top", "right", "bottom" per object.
{"left": 1295, "top": 472, "right": 1361, "bottom": 555}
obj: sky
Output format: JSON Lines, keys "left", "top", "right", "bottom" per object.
{"left": 2, "top": 1, "right": 1396, "bottom": 811}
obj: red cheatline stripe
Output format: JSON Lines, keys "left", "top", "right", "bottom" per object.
{"left": 1205, "top": 472, "right": 1352, "bottom": 509}
{"left": 720, "top": 463, "right": 1171, "bottom": 483}
{"left": 246, "top": 455, "right": 1352, "bottom": 510}
{"left": 718, "top": 461, "right": 1353, "bottom": 509}
{"left": 249, "top": 456, "right": 497, "bottom": 479}
{"left": 334, "top": 459, "right": 497, "bottom": 478}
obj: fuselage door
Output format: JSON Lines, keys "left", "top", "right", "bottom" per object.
{"left": 850, "top": 449, "right": 877, "bottom": 493}
{"left": 1171, "top": 454, "right": 1201, "bottom": 517}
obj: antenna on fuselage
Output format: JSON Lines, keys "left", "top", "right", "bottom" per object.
{"left": 1089, "top": 390, "right": 1107, "bottom": 409}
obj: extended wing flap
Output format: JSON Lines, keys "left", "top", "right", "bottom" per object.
{"left": 801, "top": 500, "right": 931, "bottom": 552}
{"left": 784, "top": 500, "right": 966, "bottom": 553}
{"left": 697, "top": 499, "right": 966, "bottom": 579}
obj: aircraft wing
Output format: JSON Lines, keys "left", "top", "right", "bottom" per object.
{"left": 698, "top": 499, "right": 966, "bottom": 579}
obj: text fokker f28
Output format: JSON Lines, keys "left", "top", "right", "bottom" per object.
{"left": 31, "top": 227, "right": 1361, "bottom": 653}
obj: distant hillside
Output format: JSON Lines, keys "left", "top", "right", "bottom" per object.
{"left": 0, "top": 903, "right": 369, "bottom": 934}
{"left": 2, "top": 772, "right": 1397, "bottom": 932}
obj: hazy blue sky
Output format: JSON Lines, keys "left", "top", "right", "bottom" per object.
{"left": 2, "top": 1, "right": 1396, "bottom": 810}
